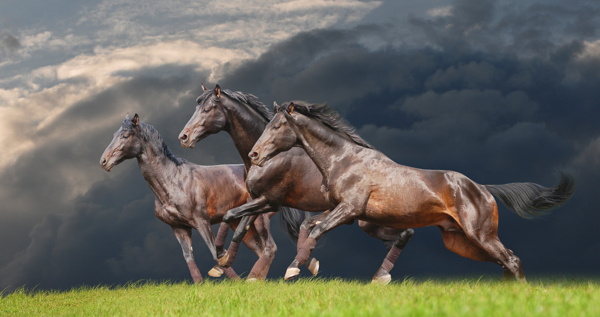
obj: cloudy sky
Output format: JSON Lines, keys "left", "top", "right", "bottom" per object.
{"left": 1, "top": 0, "right": 599, "bottom": 291}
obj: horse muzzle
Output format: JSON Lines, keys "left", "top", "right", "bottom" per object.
{"left": 249, "top": 151, "right": 266, "bottom": 167}
{"left": 100, "top": 157, "right": 115, "bottom": 172}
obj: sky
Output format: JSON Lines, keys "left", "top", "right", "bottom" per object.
{"left": 0, "top": 0, "right": 599, "bottom": 291}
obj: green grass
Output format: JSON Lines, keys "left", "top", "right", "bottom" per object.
{"left": 1, "top": 278, "right": 598, "bottom": 316}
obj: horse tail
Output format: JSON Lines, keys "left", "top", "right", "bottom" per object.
{"left": 485, "top": 170, "right": 576, "bottom": 219}
{"left": 279, "top": 207, "right": 310, "bottom": 243}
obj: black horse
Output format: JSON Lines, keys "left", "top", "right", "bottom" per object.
{"left": 100, "top": 114, "right": 283, "bottom": 281}
{"left": 248, "top": 101, "right": 575, "bottom": 282}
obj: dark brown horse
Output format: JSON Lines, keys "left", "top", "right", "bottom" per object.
{"left": 100, "top": 113, "right": 278, "bottom": 282}
{"left": 248, "top": 101, "right": 575, "bottom": 282}
{"left": 179, "top": 85, "right": 414, "bottom": 283}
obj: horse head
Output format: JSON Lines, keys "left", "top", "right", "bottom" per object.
{"left": 179, "top": 84, "right": 228, "bottom": 148}
{"left": 100, "top": 113, "right": 143, "bottom": 171}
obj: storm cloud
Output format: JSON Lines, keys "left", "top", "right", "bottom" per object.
{"left": 1, "top": 0, "right": 599, "bottom": 291}
{"left": 0, "top": 32, "right": 20, "bottom": 56}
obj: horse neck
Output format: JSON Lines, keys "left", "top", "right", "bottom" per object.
{"left": 295, "top": 117, "right": 358, "bottom": 183}
{"left": 223, "top": 101, "right": 269, "bottom": 169}
{"left": 136, "top": 138, "right": 181, "bottom": 199}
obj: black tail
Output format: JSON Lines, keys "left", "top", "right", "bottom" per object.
{"left": 279, "top": 207, "right": 311, "bottom": 243}
{"left": 485, "top": 170, "right": 576, "bottom": 219}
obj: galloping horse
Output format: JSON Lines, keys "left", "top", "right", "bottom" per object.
{"left": 100, "top": 114, "right": 281, "bottom": 282}
{"left": 248, "top": 101, "right": 575, "bottom": 282}
{"left": 179, "top": 85, "right": 414, "bottom": 283}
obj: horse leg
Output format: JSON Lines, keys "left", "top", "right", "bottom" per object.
{"left": 297, "top": 211, "right": 331, "bottom": 276}
{"left": 194, "top": 215, "right": 246, "bottom": 280}
{"left": 207, "top": 219, "right": 241, "bottom": 280}
{"left": 358, "top": 221, "right": 414, "bottom": 285}
{"left": 247, "top": 214, "right": 277, "bottom": 281}
{"left": 172, "top": 226, "right": 203, "bottom": 283}
{"left": 223, "top": 200, "right": 278, "bottom": 268}
{"left": 286, "top": 203, "right": 360, "bottom": 280}
{"left": 214, "top": 222, "right": 230, "bottom": 259}
{"left": 218, "top": 215, "right": 257, "bottom": 268}
{"left": 441, "top": 228, "right": 524, "bottom": 281}
{"left": 445, "top": 203, "right": 526, "bottom": 282}
{"left": 223, "top": 196, "right": 270, "bottom": 223}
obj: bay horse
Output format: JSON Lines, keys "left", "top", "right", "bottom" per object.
{"left": 100, "top": 113, "right": 280, "bottom": 282}
{"left": 248, "top": 101, "right": 575, "bottom": 282}
{"left": 179, "top": 85, "right": 414, "bottom": 283}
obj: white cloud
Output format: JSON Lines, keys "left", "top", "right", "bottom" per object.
{"left": 426, "top": 5, "right": 453, "bottom": 17}
{"left": 0, "top": 0, "right": 382, "bottom": 198}
{"left": 576, "top": 40, "right": 600, "bottom": 61}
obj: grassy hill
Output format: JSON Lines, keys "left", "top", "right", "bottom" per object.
{"left": 1, "top": 278, "right": 598, "bottom": 316}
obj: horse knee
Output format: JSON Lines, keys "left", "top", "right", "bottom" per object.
{"left": 394, "top": 229, "right": 414, "bottom": 248}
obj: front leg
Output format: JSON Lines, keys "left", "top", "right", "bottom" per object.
{"left": 297, "top": 211, "right": 331, "bottom": 276}
{"left": 172, "top": 226, "right": 202, "bottom": 283}
{"left": 194, "top": 215, "right": 218, "bottom": 263}
{"left": 286, "top": 202, "right": 361, "bottom": 280}
{"left": 223, "top": 196, "right": 271, "bottom": 223}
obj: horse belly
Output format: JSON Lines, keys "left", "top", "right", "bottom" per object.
{"left": 363, "top": 189, "right": 449, "bottom": 229}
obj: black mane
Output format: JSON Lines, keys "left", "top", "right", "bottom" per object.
{"left": 275, "top": 101, "right": 374, "bottom": 149}
{"left": 122, "top": 118, "right": 186, "bottom": 166}
{"left": 196, "top": 89, "right": 272, "bottom": 123}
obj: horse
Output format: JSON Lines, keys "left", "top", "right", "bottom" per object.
{"left": 247, "top": 101, "right": 575, "bottom": 282}
{"left": 100, "top": 113, "right": 281, "bottom": 282}
{"left": 178, "top": 85, "right": 414, "bottom": 283}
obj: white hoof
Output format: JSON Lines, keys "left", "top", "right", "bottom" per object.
{"left": 246, "top": 277, "right": 258, "bottom": 282}
{"left": 208, "top": 266, "right": 223, "bottom": 277}
{"left": 307, "top": 258, "right": 319, "bottom": 276}
{"left": 284, "top": 267, "right": 301, "bottom": 281}
{"left": 371, "top": 274, "right": 392, "bottom": 285}
{"left": 218, "top": 253, "right": 229, "bottom": 266}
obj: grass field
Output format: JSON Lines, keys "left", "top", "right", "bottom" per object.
{"left": 1, "top": 278, "right": 598, "bottom": 316}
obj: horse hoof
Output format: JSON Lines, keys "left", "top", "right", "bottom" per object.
{"left": 371, "top": 273, "right": 391, "bottom": 285}
{"left": 208, "top": 265, "right": 223, "bottom": 278}
{"left": 218, "top": 253, "right": 229, "bottom": 266}
{"left": 246, "top": 277, "right": 258, "bottom": 282}
{"left": 307, "top": 258, "right": 319, "bottom": 276}
{"left": 285, "top": 267, "right": 301, "bottom": 281}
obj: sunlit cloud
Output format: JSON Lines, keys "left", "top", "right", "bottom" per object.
{"left": 426, "top": 5, "right": 453, "bottom": 17}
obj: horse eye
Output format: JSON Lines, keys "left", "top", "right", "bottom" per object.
{"left": 122, "top": 133, "right": 129, "bottom": 139}
{"left": 203, "top": 107, "right": 210, "bottom": 112}
{"left": 273, "top": 125, "right": 280, "bottom": 129}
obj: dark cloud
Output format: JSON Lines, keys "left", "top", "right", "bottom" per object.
{"left": 0, "top": 32, "right": 20, "bottom": 56}
{"left": 2, "top": 0, "right": 600, "bottom": 291}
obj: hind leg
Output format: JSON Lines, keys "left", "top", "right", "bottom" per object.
{"left": 359, "top": 221, "right": 414, "bottom": 285}
{"left": 441, "top": 225, "right": 525, "bottom": 282}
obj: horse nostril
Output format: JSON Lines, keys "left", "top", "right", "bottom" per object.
{"left": 101, "top": 158, "right": 107, "bottom": 165}
{"left": 250, "top": 152, "right": 258, "bottom": 158}
{"left": 181, "top": 134, "right": 188, "bottom": 141}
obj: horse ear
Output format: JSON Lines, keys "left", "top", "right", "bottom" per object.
{"left": 273, "top": 101, "right": 279, "bottom": 113}
{"left": 133, "top": 113, "right": 139, "bottom": 126}
{"left": 201, "top": 83, "right": 207, "bottom": 92}
{"left": 214, "top": 84, "right": 221, "bottom": 98}
{"left": 125, "top": 113, "right": 132, "bottom": 120}
{"left": 287, "top": 102, "right": 294, "bottom": 115}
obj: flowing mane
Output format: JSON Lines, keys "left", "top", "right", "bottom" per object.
{"left": 122, "top": 118, "right": 186, "bottom": 166}
{"left": 196, "top": 89, "right": 273, "bottom": 123}
{"left": 275, "top": 101, "right": 374, "bottom": 149}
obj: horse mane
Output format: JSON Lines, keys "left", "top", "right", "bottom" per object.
{"left": 276, "top": 101, "right": 374, "bottom": 149}
{"left": 122, "top": 118, "right": 187, "bottom": 166}
{"left": 196, "top": 89, "right": 273, "bottom": 123}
